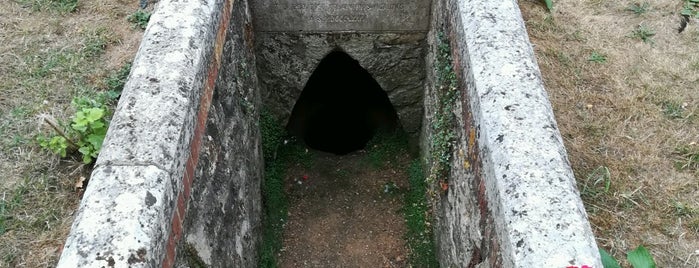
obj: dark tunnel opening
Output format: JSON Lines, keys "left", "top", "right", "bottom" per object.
{"left": 286, "top": 50, "right": 400, "bottom": 155}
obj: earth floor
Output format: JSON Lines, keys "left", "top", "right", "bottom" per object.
{"left": 278, "top": 149, "right": 411, "bottom": 268}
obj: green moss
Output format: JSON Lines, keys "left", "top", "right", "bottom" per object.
{"left": 404, "top": 159, "right": 439, "bottom": 267}
{"left": 184, "top": 243, "right": 208, "bottom": 268}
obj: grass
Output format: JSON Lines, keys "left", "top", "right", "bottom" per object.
{"left": 404, "top": 160, "right": 438, "bottom": 267}
{"left": 0, "top": 0, "right": 144, "bottom": 266}
{"left": 365, "top": 130, "right": 409, "bottom": 168}
{"left": 673, "top": 145, "right": 699, "bottom": 172}
{"left": 18, "top": 0, "right": 78, "bottom": 13}
{"left": 257, "top": 111, "right": 320, "bottom": 267}
{"left": 627, "top": 2, "right": 650, "bottom": 15}
{"left": 661, "top": 100, "right": 685, "bottom": 119}
{"left": 588, "top": 51, "right": 607, "bottom": 63}
{"left": 519, "top": 0, "right": 699, "bottom": 266}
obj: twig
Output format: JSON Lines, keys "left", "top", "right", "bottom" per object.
{"left": 43, "top": 118, "right": 78, "bottom": 150}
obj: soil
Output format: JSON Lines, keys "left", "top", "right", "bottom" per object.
{"left": 279, "top": 150, "right": 410, "bottom": 268}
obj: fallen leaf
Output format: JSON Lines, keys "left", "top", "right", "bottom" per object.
{"left": 75, "top": 176, "right": 86, "bottom": 190}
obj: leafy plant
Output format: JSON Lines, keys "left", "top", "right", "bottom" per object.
{"left": 627, "top": 2, "right": 650, "bottom": 15}
{"left": 600, "top": 248, "right": 621, "bottom": 268}
{"left": 543, "top": 0, "right": 553, "bottom": 12}
{"left": 36, "top": 60, "right": 129, "bottom": 163}
{"left": 681, "top": 0, "right": 699, "bottom": 18}
{"left": 588, "top": 52, "right": 607, "bottom": 63}
{"left": 428, "top": 32, "right": 458, "bottom": 189}
{"left": 38, "top": 97, "right": 111, "bottom": 164}
{"left": 600, "top": 246, "right": 657, "bottom": 268}
{"left": 627, "top": 246, "right": 657, "bottom": 268}
{"left": 127, "top": 9, "right": 151, "bottom": 30}
{"left": 629, "top": 24, "right": 655, "bottom": 44}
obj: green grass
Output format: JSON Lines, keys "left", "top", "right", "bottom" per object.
{"left": 661, "top": 101, "right": 684, "bottom": 119}
{"left": 404, "top": 160, "right": 438, "bottom": 267}
{"left": 627, "top": 2, "right": 650, "bottom": 15}
{"left": 18, "top": 0, "right": 78, "bottom": 13}
{"left": 673, "top": 145, "right": 699, "bottom": 171}
{"left": 258, "top": 111, "right": 299, "bottom": 268}
{"left": 365, "top": 130, "right": 408, "bottom": 168}
{"left": 588, "top": 51, "right": 607, "bottom": 63}
{"left": 629, "top": 24, "right": 655, "bottom": 44}
{"left": 580, "top": 166, "right": 611, "bottom": 199}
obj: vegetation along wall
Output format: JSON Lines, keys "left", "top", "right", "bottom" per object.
{"left": 57, "top": 0, "right": 603, "bottom": 267}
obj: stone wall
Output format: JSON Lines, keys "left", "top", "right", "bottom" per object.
{"left": 174, "top": 0, "right": 262, "bottom": 267}
{"left": 56, "top": 0, "right": 263, "bottom": 266}
{"left": 255, "top": 33, "right": 426, "bottom": 137}
{"left": 422, "top": 0, "right": 603, "bottom": 267}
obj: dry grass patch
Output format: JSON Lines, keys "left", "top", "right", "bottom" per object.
{"left": 520, "top": 0, "right": 699, "bottom": 267}
{"left": 0, "top": 0, "right": 144, "bottom": 266}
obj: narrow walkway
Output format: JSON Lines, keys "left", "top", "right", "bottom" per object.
{"left": 279, "top": 151, "right": 409, "bottom": 268}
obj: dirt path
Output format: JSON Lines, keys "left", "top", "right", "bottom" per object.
{"left": 279, "top": 150, "right": 409, "bottom": 268}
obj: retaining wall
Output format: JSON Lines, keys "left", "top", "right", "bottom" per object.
{"left": 57, "top": 0, "right": 602, "bottom": 267}
{"left": 422, "top": 0, "right": 602, "bottom": 266}
{"left": 57, "top": 0, "right": 262, "bottom": 266}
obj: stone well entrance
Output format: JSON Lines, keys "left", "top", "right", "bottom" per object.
{"left": 253, "top": 0, "right": 430, "bottom": 140}
{"left": 286, "top": 50, "right": 399, "bottom": 154}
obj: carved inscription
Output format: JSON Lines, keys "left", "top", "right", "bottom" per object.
{"left": 252, "top": 0, "right": 430, "bottom": 32}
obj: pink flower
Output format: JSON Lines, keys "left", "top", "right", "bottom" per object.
{"left": 302, "top": 175, "right": 308, "bottom": 181}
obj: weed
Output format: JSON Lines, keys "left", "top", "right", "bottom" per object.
{"left": 81, "top": 28, "right": 111, "bottom": 58}
{"left": 365, "top": 130, "right": 408, "bottom": 168}
{"left": 691, "top": 61, "right": 699, "bottom": 71}
{"left": 627, "top": 2, "right": 650, "bottom": 15}
{"left": 671, "top": 201, "right": 696, "bottom": 217}
{"left": 127, "top": 10, "right": 151, "bottom": 30}
{"left": 588, "top": 52, "right": 607, "bottom": 63}
{"left": 600, "top": 245, "right": 657, "bottom": 268}
{"left": 629, "top": 24, "right": 655, "bottom": 44}
{"left": 681, "top": 0, "right": 699, "bottom": 18}
{"left": 427, "top": 32, "right": 458, "bottom": 188}
{"left": 661, "top": 101, "right": 684, "bottom": 119}
{"left": 673, "top": 145, "right": 699, "bottom": 171}
{"left": 542, "top": 0, "right": 553, "bottom": 12}
{"left": 580, "top": 166, "right": 611, "bottom": 199}
{"left": 0, "top": 193, "right": 7, "bottom": 235}
{"left": 37, "top": 92, "right": 119, "bottom": 163}
{"left": 258, "top": 110, "right": 289, "bottom": 268}
{"left": 404, "top": 160, "right": 438, "bottom": 267}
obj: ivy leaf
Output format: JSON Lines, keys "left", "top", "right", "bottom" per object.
{"left": 627, "top": 245, "right": 656, "bottom": 268}
{"left": 600, "top": 248, "right": 621, "bottom": 268}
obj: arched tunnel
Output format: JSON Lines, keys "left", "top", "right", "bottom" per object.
{"left": 286, "top": 50, "right": 400, "bottom": 155}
